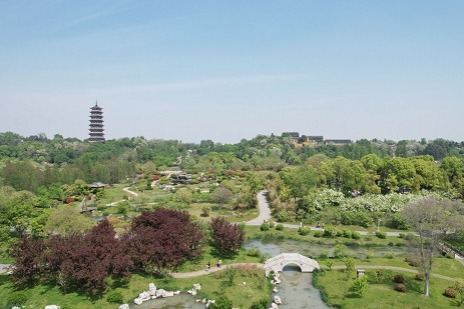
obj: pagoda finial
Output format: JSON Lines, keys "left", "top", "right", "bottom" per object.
{"left": 95, "top": 100, "right": 98, "bottom": 107}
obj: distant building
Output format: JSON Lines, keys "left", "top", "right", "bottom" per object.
{"left": 325, "top": 139, "right": 352, "bottom": 146}
{"left": 282, "top": 132, "right": 300, "bottom": 139}
{"left": 89, "top": 102, "right": 105, "bottom": 142}
{"left": 307, "top": 136, "right": 324, "bottom": 142}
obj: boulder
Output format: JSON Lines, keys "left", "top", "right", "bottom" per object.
{"left": 134, "top": 298, "right": 143, "bottom": 305}
{"left": 118, "top": 305, "right": 130, "bottom": 309}
{"left": 45, "top": 306, "right": 60, "bottom": 309}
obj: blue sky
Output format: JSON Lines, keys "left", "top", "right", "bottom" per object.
{"left": 1, "top": 0, "right": 463, "bottom": 143}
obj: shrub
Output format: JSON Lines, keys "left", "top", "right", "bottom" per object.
{"left": 335, "top": 229, "right": 343, "bottom": 237}
{"left": 298, "top": 227, "right": 311, "bottom": 236}
{"left": 405, "top": 256, "right": 421, "bottom": 267}
{"left": 323, "top": 227, "right": 335, "bottom": 237}
{"left": 375, "top": 231, "right": 386, "bottom": 239}
{"left": 342, "top": 230, "right": 352, "bottom": 238}
{"left": 351, "top": 232, "right": 361, "bottom": 240}
{"left": 444, "top": 287, "right": 457, "bottom": 298}
{"left": 246, "top": 248, "right": 261, "bottom": 257}
{"left": 275, "top": 211, "right": 288, "bottom": 222}
{"left": 395, "top": 283, "right": 406, "bottom": 292}
{"left": 7, "top": 292, "right": 27, "bottom": 305}
{"left": 383, "top": 253, "right": 394, "bottom": 259}
{"left": 275, "top": 224, "right": 284, "bottom": 231}
{"left": 415, "top": 273, "right": 424, "bottom": 281}
{"left": 106, "top": 290, "right": 124, "bottom": 303}
{"left": 393, "top": 274, "right": 405, "bottom": 283}
{"left": 260, "top": 222, "right": 270, "bottom": 231}
{"left": 313, "top": 231, "right": 323, "bottom": 238}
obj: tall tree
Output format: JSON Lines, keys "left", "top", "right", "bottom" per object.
{"left": 402, "top": 197, "right": 464, "bottom": 297}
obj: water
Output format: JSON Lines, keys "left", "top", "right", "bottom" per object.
{"left": 276, "top": 266, "right": 329, "bottom": 309}
{"left": 245, "top": 239, "right": 405, "bottom": 260}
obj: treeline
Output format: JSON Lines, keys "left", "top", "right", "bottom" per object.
{"left": 2, "top": 131, "right": 464, "bottom": 195}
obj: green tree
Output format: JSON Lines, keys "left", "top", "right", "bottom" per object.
{"left": 43, "top": 204, "right": 94, "bottom": 236}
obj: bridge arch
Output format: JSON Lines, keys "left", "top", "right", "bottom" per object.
{"left": 263, "top": 253, "right": 320, "bottom": 273}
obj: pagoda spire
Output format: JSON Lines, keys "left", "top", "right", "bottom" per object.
{"left": 89, "top": 101, "right": 105, "bottom": 142}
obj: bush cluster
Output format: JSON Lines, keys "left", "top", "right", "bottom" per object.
{"left": 375, "top": 231, "right": 386, "bottom": 239}
{"left": 415, "top": 273, "right": 424, "bottom": 281}
{"left": 260, "top": 222, "right": 270, "bottom": 231}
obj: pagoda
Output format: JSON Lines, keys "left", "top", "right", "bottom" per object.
{"left": 88, "top": 101, "right": 105, "bottom": 142}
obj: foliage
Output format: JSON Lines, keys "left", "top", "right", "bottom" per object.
{"left": 455, "top": 279, "right": 464, "bottom": 306}
{"left": 444, "top": 287, "right": 457, "bottom": 298}
{"left": 210, "top": 217, "right": 245, "bottom": 256}
{"left": 106, "top": 290, "right": 124, "bottom": 303}
{"left": 298, "top": 227, "right": 310, "bottom": 236}
{"left": 129, "top": 209, "right": 204, "bottom": 269}
{"left": 275, "top": 223, "right": 284, "bottom": 231}
{"left": 43, "top": 204, "right": 94, "bottom": 236}
{"left": 211, "top": 295, "right": 233, "bottom": 309}
{"left": 249, "top": 298, "right": 271, "bottom": 309}
{"left": 393, "top": 274, "right": 405, "bottom": 283}
{"left": 395, "top": 283, "right": 406, "bottom": 292}
{"left": 375, "top": 231, "right": 387, "bottom": 239}
{"left": 349, "top": 275, "right": 369, "bottom": 297}
{"left": 6, "top": 291, "right": 28, "bottom": 306}
{"left": 260, "top": 222, "right": 270, "bottom": 231}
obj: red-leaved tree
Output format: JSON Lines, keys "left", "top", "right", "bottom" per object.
{"left": 210, "top": 217, "right": 244, "bottom": 256}
{"left": 129, "top": 209, "right": 204, "bottom": 270}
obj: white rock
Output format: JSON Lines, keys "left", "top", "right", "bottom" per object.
{"left": 274, "top": 295, "right": 282, "bottom": 304}
{"left": 174, "top": 290, "right": 181, "bottom": 295}
{"left": 193, "top": 283, "right": 202, "bottom": 290}
{"left": 134, "top": 298, "right": 143, "bottom": 305}
{"left": 45, "top": 306, "right": 60, "bottom": 309}
{"left": 273, "top": 287, "right": 278, "bottom": 293}
{"left": 148, "top": 283, "right": 156, "bottom": 290}
{"left": 118, "top": 305, "right": 129, "bottom": 309}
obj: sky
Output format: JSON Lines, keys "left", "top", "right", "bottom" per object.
{"left": 1, "top": 0, "right": 463, "bottom": 144}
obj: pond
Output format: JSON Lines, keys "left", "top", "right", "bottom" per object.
{"left": 245, "top": 238, "right": 406, "bottom": 260}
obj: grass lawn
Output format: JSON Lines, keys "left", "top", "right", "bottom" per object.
{"left": 315, "top": 268, "right": 460, "bottom": 309}
{"left": 0, "top": 265, "right": 271, "bottom": 309}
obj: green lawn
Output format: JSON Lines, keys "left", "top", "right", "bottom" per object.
{"left": 315, "top": 268, "right": 460, "bottom": 309}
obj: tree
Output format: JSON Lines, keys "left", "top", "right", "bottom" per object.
{"left": 210, "top": 217, "right": 244, "bottom": 256}
{"left": 129, "top": 209, "right": 204, "bottom": 270}
{"left": 10, "top": 236, "right": 47, "bottom": 286}
{"left": 402, "top": 197, "right": 464, "bottom": 297}
{"left": 213, "top": 185, "right": 234, "bottom": 205}
{"left": 43, "top": 204, "right": 94, "bottom": 236}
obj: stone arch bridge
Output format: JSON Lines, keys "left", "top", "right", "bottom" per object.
{"left": 263, "top": 253, "right": 320, "bottom": 273}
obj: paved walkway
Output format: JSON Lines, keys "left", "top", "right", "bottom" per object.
{"left": 246, "top": 190, "right": 271, "bottom": 225}
{"left": 169, "top": 263, "right": 460, "bottom": 282}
